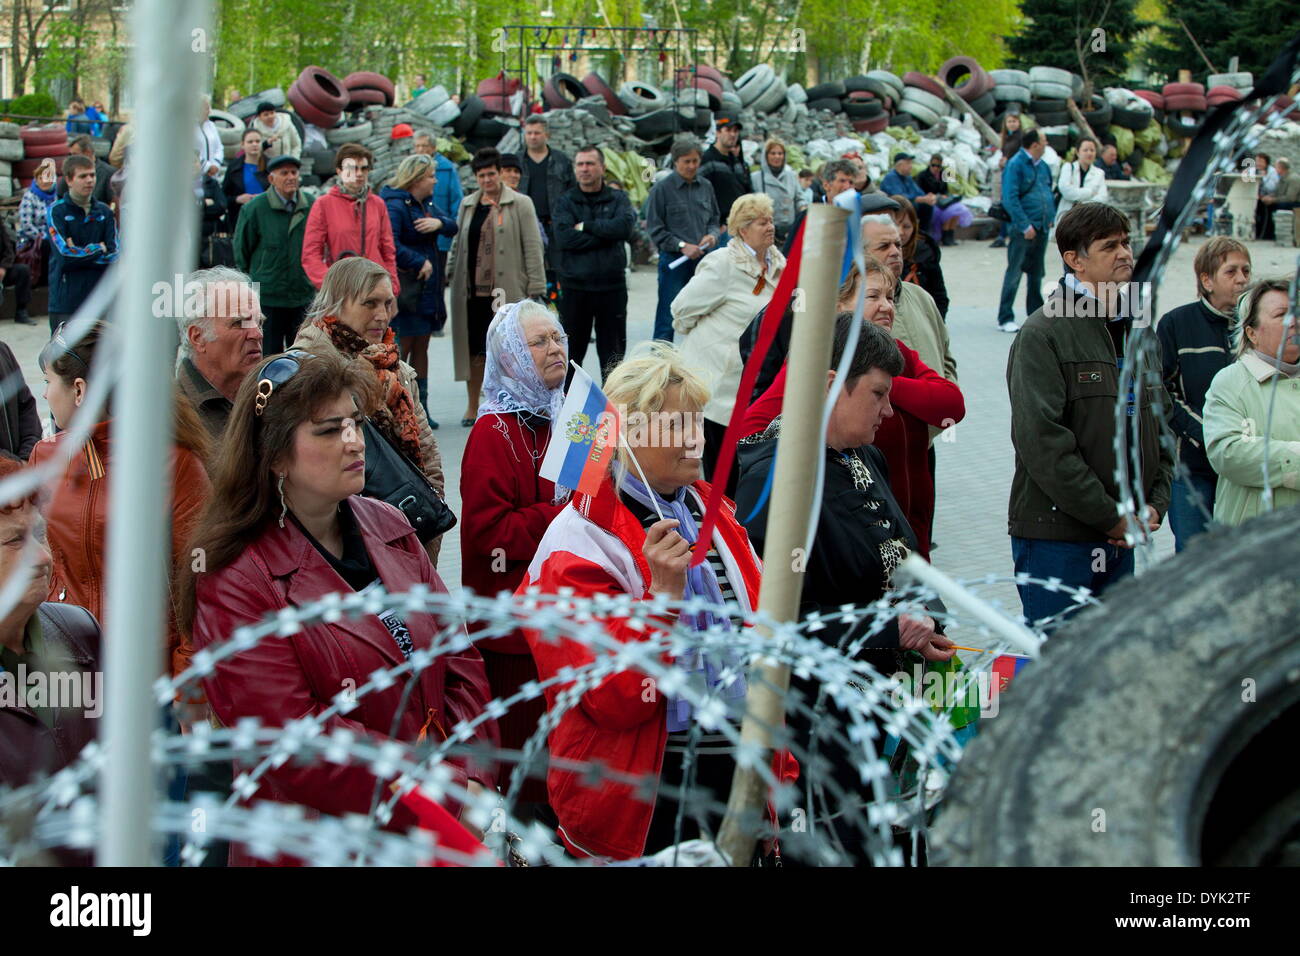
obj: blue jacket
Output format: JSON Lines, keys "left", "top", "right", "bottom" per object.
{"left": 1001, "top": 148, "right": 1055, "bottom": 234}
{"left": 881, "top": 169, "right": 923, "bottom": 202}
{"left": 432, "top": 154, "right": 463, "bottom": 253}
{"left": 46, "top": 197, "right": 118, "bottom": 315}
{"left": 380, "top": 185, "right": 457, "bottom": 320}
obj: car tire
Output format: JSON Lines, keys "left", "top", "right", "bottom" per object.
{"left": 751, "top": 75, "right": 788, "bottom": 114}
{"left": 933, "top": 506, "right": 1300, "bottom": 866}
{"left": 805, "top": 81, "right": 847, "bottom": 100}
{"left": 938, "top": 56, "right": 992, "bottom": 100}
{"left": 735, "top": 64, "right": 775, "bottom": 106}
{"left": 843, "top": 99, "right": 884, "bottom": 119}
{"left": 543, "top": 73, "right": 586, "bottom": 110}
{"left": 967, "top": 90, "right": 997, "bottom": 115}
{"left": 618, "top": 81, "right": 668, "bottom": 115}
{"left": 807, "top": 97, "right": 843, "bottom": 114}
{"left": 345, "top": 88, "right": 388, "bottom": 110}
{"left": 1027, "top": 65, "right": 1072, "bottom": 87}
{"left": 324, "top": 121, "right": 371, "bottom": 145}
{"left": 1030, "top": 80, "right": 1073, "bottom": 100}
{"left": 343, "top": 71, "right": 395, "bottom": 99}
{"left": 631, "top": 109, "right": 678, "bottom": 140}
{"left": 899, "top": 87, "right": 950, "bottom": 118}
{"left": 1161, "top": 81, "right": 1206, "bottom": 98}
{"left": 901, "top": 71, "right": 945, "bottom": 98}
{"left": 992, "top": 84, "right": 1032, "bottom": 105}
{"left": 897, "top": 99, "right": 941, "bottom": 128}
{"left": 990, "top": 69, "right": 1030, "bottom": 87}
{"left": 451, "top": 95, "right": 486, "bottom": 137}
{"left": 581, "top": 71, "right": 627, "bottom": 115}
{"left": 867, "top": 70, "right": 905, "bottom": 102}
{"left": 288, "top": 81, "right": 341, "bottom": 128}
{"left": 295, "top": 66, "right": 348, "bottom": 114}
{"left": 1111, "top": 103, "right": 1154, "bottom": 130}
{"left": 1164, "top": 93, "right": 1208, "bottom": 112}
{"left": 785, "top": 83, "right": 808, "bottom": 105}
{"left": 1132, "top": 89, "right": 1165, "bottom": 110}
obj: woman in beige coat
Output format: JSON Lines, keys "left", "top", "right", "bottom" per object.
{"left": 671, "top": 193, "right": 785, "bottom": 489}
{"left": 292, "top": 256, "right": 447, "bottom": 564}
{"left": 447, "top": 148, "right": 546, "bottom": 425}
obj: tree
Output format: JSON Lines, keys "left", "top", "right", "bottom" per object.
{"left": 6, "top": 0, "right": 60, "bottom": 97}
{"left": 1142, "top": 0, "right": 1289, "bottom": 84}
{"left": 1008, "top": 0, "right": 1140, "bottom": 90}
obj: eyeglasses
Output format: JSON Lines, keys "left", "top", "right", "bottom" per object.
{"left": 340, "top": 162, "right": 371, "bottom": 174}
{"left": 526, "top": 332, "right": 568, "bottom": 350}
{"left": 254, "top": 349, "right": 312, "bottom": 417}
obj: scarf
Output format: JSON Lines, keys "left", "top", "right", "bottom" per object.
{"left": 473, "top": 196, "right": 499, "bottom": 297}
{"left": 31, "top": 181, "right": 57, "bottom": 206}
{"left": 1251, "top": 348, "right": 1300, "bottom": 378}
{"left": 612, "top": 461, "right": 747, "bottom": 731}
{"left": 317, "top": 316, "right": 424, "bottom": 469}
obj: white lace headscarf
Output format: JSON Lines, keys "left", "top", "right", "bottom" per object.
{"left": 477, "top": 299, "right": 567, "bottom": 422}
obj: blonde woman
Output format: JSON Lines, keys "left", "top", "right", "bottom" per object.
{"left": 671, "top": 193, "right": 786, "bottom": 490}
{"left": 749, "top": 137, "right": 804, "bottom": 242}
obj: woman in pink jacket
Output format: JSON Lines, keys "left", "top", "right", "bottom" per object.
{"left": 301, "top": 143, "right": 399, "bottom": 293}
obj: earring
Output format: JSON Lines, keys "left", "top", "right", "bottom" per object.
{"left": 277, "top": 474, "right": 287, "bottom": 528}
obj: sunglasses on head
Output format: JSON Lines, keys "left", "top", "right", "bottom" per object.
{"left": 39, "top": 321, "right": 89, "bottom": 375}
{"left": 254, "top": 349, "right": 312, "bottom": 417}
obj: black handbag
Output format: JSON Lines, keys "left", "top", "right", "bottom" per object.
{"left": 361, "top": 418, "right": 456, "bottom": 542}
{"left": 396, "top": 267, "right": 425, "bottom": 314}
{"left": 988, "top": 202, "right": 1012, "bottom": 223}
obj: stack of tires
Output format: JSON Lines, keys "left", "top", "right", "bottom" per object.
{"left": 1162, "top": 81, "right": 1207, "bottom": 138}
{"left": 343, "top": 72, "right": 395, "bottom": 111}
{"left": 407, "top": 85, "right": 461, "bottom": 128}
{"left": 0, "top": 124, "right": 29, "bottom": 196}
{"left": 1027, "top": 66, "right": 1084, "bottom": 154}
{"left": 288, "top": 66, "right": 348, "bottom": 129}
{"left": 896, "top": 72, "right": 952, "bottom": 129}
{"left": 735, "top": 64, "right": 789, "bottom": 115}
{"left": 938, "top": 56, "right": 998, "bottom": 126}
{"left": 16, "top": 125, "right": 69, "bottom": 190}
{"left": 616, "top": 81, "right": 675, "bottom": 143}
{"left": 990, "top": 68, "right": 1031, "bottom": 127}
{"left": 1108, "top": 90, "right": 1155, "bottom": 132}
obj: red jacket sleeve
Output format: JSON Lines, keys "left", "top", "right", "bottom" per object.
{"left": 889, "top": 342, "right": 966, "bottom": 428}
{"left": 192, "top": 563, "right": 416, "bottom": 829}
{"left": 524, "top": 556, "right": 675, "bottom": 733}
{"left": 741, "top": 365, "right": 788, "bottom": 438}
{"left": 169, "top": 448, "right": 210, "bottom": 683}
{"left": 301, "top": 201, "right": 328, "bottom": 288}
{"left": 459, "top": 420, "right": 564, "bottom": 568}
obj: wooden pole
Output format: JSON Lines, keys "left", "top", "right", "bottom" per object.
{"left": 937, "top": 81, "right": 999, "bottom": 148}
{"left": 715, "top": 202, "right": 848, "bottom": 866}
{"left": 1065, "top": 97, "right": 1097, "bottom": 143}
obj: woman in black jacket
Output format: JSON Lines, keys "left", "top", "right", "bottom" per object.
{"left": 222, "top": 128, "right": 268, "bottom": 232}
{"left": 195, "top": 155, "right": 228, "bottom": 267}
{"left": 735, "top": 312, "right": 953, "bottom": 865}
{"left": 0, "top": 340, "right": 41, "bottom": 459}
{"left": 888, "top": 195, "right": 950, "bottom": 319}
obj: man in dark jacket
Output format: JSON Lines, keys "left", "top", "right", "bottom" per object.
{"left": 234, "top": 154, "right": 315, "bottom": 354}
{"left": 699, "top": 114, "right": 750, "bottom": 228}
{"left": 518, "top": 115, "right": 577, "bottom": 295}
{"left": 553, "top": 146, "right": 637, "bottom": 381}
{"left": 46, "top": 154, "right": 118, "bottom": 335}
{"left": 1155, "top": 237, "right": 1251, "bottom": 551}
{"left": 645, "top": 139, "right": 721, "bottom": 342}
{"left": 1007, "top": 202, "right": 1173, "bottom": 630}
{"left": 0, "top": 219, "right": 33, "bottom": 326}
{"left": 56, "top": 135, "right": 115, "bottom": 208}
{"left": 0, "top": 342, "right": 40, "bottom": 458}
{"left": 996, "top": 129, "right": 1055, "bottom": 332}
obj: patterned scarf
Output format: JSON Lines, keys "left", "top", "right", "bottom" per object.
{"left": 317, "top": 315, "right": 424, "bottom": 469}
{"left": 473, "top": 197, "right": 499, "bottom": 296}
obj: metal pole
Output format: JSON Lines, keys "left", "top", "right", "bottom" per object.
{"left": 97, "top": 0, "right": 208, "bottom": 866}
{"left": 716, "top": 203, "right": 848, "bottom": 866}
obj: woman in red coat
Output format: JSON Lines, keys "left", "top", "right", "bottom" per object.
{"left": 176, "top": 346, "right": 496, "bottom": 865}
{"left": 460, "top": 299, "right": 569, "bottom": 808}
{"left": 740, "top": 257, "right": 965, "bottom": 557}
{"left": 518, "top": 342, "right": 794, "bottom": 861}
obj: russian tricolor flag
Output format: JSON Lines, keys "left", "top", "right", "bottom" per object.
{"left": 539, "top": 365, "right": 620, "bottom": 497}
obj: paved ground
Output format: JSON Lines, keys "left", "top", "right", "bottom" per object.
{"left": 7, "top": 233, "right": 1297, "bottom": 626}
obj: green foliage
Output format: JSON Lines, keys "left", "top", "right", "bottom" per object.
{"left": 1007, "top": 0, "right": 1141, "bottom": 88}
{"left": 9, "top": 92, "right": 60, "bottom": 119}
{"left": 1141, "top": 0, "right": 1289, "bottom": 84}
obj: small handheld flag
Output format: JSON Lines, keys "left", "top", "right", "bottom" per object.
{"left": 539, "top": 363, "right": 620, "bottom": 497}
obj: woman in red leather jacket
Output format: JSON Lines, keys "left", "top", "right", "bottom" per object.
{"left": 176, "top": 347, "right": 497, "bottom": 865}
{"left": 30, "top": 320, "right": 210, "bottom": 680}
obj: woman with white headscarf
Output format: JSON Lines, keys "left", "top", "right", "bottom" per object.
{"left": 459, "top": 299, "right": 570, "bottom": 810}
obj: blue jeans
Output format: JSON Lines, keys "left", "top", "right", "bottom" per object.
{"left": 654, "top": 254, "right": 698, "bottom": 341}
{"left": 1168, "top": 472, "right": 1217, "bottom": 552}
{"left": 1011, "top": 536, "right": 1134, "bottom": 632}
{"left": 997, "top": 230, "right": 1048, "bottom": 325}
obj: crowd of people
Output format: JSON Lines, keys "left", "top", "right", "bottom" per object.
{"left": 0, "top": 91, "right": 1296, "bottom": 867}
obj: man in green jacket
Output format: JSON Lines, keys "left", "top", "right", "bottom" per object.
{"left": 1006, "top": 202, "right": 1173, "bottom": 629}
{"left": 233, "top": 154, "right": 315, "bottom": 354}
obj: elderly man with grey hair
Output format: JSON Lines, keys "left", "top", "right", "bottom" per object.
{"left": 175, "top": 265, "right": 265, "bottom": 442}
{"left": 645, "top": 137, "right": 721, "bottom": 341}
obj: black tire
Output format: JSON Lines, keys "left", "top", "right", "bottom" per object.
{"left": 859, "top": 77, "right": 896, "bottom": 102}
{"left": 1080, "top": 96, "right": 1111, "bottom": 130}
{"left": 807, "top": 97, "right": 843, "bottom": 113}
{"left": 891, "top": 112, "right": 918, "bottom": 128}
{"left": 933, "top": 505, "right": 1300, "bottom": 866}
{"left": 1033, "top": 110, "right": 1070, "bottom": 126}
{"left": 1045, "top": 132, "right": 1069, "bottom": 153}
{"left": 1127, "top": 145, "right": 1145, "bottom": 169}
{"left": 843, "top": 75, "right": 874, "bottom": 94}
{"left": 1029, "top": 98, "right": 1067, "bottom": 114}
{"left": 843, "top": 99, "right": 883, "bottom": 119}
{"left": 1111, "top": 104, "right": 1152, "bottom": 130}
{"left": 472, "top": 117, "right": 510, "bottom": 140}
{"left": 967, "top": 91, "right": 996, "bottom": 115}
{"left": 805, "top": 81, "right": 846, "bottom": 100}
{"left": 632, "top": 109, "right": 678, "bottom": 140}
{"left": 452, "top": 95, "right": 486, "bottom": 137}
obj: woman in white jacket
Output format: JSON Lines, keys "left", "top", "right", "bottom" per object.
{"left": 671, "top": 193, "right": 785, "bottom": 491}
{"left": 1055, "top": 137, "right": 1109, "bottom": 222}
